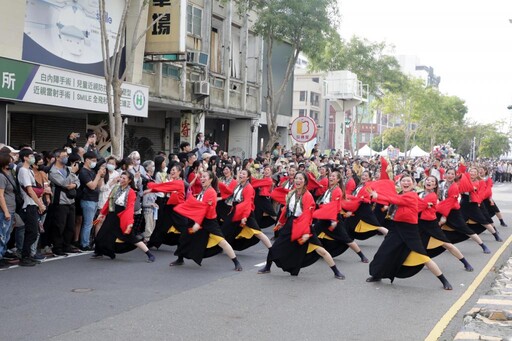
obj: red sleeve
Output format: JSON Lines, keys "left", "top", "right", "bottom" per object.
{"left": 233, "top": 184, "right": 255, "bottom": 221}
{"left": 251, "top": 177, "right": 273, "bottom": 189}
{"left": 306, "top": 172, "right": 322, "bottom": 191}
{"left": 379, "top": 157, "right": 390, "bottom": 180}
{"left": 418, "top": 192, "right": 438, "bottom": 220}
{"left": 148, "top": 180, "right": 185, "bottom": 194}
{"left": 279, "top": 176, "right": 289, "bottom": 186}
{"left": 378, "top": 190, "right": 416, "bottom": 207}
{"left": 457, "top": 163, "right": 467, "bottom": 175}
{"left": 290, "top": 191, "right": 315, "bottom": 242}
{"left": 483, "top": 178, "right": 493, "bottom": 199}
{"left": 368, "top": 179, "right": 396, "bottom": 205}
{"left": 118, "top": 189, "right": 135, "bottom": 234}
{"left": 218, "top": 180, "right": 238, "bottom": 199}
{"left": 437, "top": 184, "right": 460, "bottom": 217}
{"left": 341, "top": 198, "right": 361, "bottom": 212}
{"left": 204, "top": 188, "right": 218, "bottom": 219}
{"left": 313, "top": 184, "right": 341, "bottom": 220}
{"left": 315, "top": 177, "right": 329, "bottom": 196}
{"left": 270, "top": 187, "right": 289, "bottom": 206}
{"left": 457, "top": 172, "right": 473, "bottom": 193}
{"left": 174, "top": 196, "right": 209, "bottom": 225}
{"left": 345, "top": 178, "right": 356, "bottom": 195}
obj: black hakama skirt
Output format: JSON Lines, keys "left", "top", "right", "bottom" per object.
{"left": 369, "top": 221, "right": 430, "bottom": 281}
{"left": 147, "top": 204, "right": 181, "bottom": 248}
{"left": 94, "top": 205, "right": 140, "bottom": 259}
{"left": 313, "top": 216, "right": 352, "bottom": 258}
{"left": 345, "top": 203, "right": 381, "bottom": 240}
{"left": 174, "top": 217, "right": 223, "bottom": 266}
{"left": 221, "top": 208, "right": 261, "bottom": 251}
{"left": 268, "top": 216, "right": 322, "bottom": 276}
{"left": 419, "top": 219, "right": 450, "bottom": 258}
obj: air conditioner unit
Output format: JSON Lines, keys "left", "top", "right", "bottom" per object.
{"left": 187, "top": 50, "right": 209, "bottom": 67}
{"left": 194, "top": 81, "right": 210, "bottom": 96}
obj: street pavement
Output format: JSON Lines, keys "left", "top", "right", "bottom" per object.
{"left": 1, "top": 184, "right": 512, "bottom": 341}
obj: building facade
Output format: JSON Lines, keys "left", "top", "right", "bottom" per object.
{"left": 0, "top": 0, "right": 294, "bottom": 159}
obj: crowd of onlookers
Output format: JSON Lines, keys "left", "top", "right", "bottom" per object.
{"left": 0, "top": 130, "right": 508, "bottom": 268}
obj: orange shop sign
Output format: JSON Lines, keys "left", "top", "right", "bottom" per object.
{"left": 289, "top": 116, "right": 317, "bottom": 142}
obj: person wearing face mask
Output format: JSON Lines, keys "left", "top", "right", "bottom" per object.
{"left": 78, "top": 152, "right": 106, "bottom": 251}
{"left": 98, "top": 156, "right": 120, "bottom": 212}
{"left": 30, "top": 154, "right": 52, "bottom": 260}
{"left": 17, "top": 149, "right": 46, "bottom": 266}
{"left": 48, "top": 149, "right": 81, "bottom": 256}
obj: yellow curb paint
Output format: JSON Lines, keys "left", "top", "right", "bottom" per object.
{"left": 425, "top": 234, "right": 512, "bottom": 341}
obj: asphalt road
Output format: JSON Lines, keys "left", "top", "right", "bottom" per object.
{"left": 1, "top": 183, "right": 511, "bottom": 341}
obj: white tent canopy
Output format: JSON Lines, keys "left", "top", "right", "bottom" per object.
{"left": 377, "top": 145, "right": 404, "bottom": 158}
{"left": 408, "top": 145, "right": 429, "bottom": 157}
{"left": 357, "top": 144, "right": 377, "bottom": 156}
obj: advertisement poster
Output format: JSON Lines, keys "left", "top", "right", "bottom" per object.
{"left": 22, "top": 0, "right": 125, "bottom": 76}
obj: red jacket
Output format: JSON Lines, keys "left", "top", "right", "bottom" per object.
{"left": 278, "top": 190, "right": 316, "bottom": 242}
{"left": 347, "top": 182, "right": 373, "bottom": 204}
{"left": 418, "top": 191, "right": 437, "bottom": 221}
{"left": 345, "top": 178, "right": 356, "bottom": 196}
{"left": 100, "top": 187, "right": 135, "bottom": 234}
{"left": 147, "top": 180, "right": 185, "bottom": 205}
{"left": 312, "top": 186, "right": 342, "bottom": 221}
{"left": 201, "top": 187, "right": 218, "bottom": 219}
{"left": 436, "top": 182, "right": 460, "bottom": 217}
{"left": 187, "top": 172, "right": 202, "bottom": 195}
{"left": 218, "top": 179, "right": 238, "bottom": 199}
{"left": 251, "top": 177, "right": 273, "bottom": 197}
{"left": 232, "top": 183, "right": 256, "bottom": 221}
{"left": 376, "top": 191, "right": 418, "bottom": 224}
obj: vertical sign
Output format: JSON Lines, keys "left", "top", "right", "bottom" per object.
{"left": 145, "top": 0, "right": 186, "bottom": 55}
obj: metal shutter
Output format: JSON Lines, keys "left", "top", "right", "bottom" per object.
{"left": 124, "top": 125, "right": 164, "bottom": 161}
{"left": 10, "top": 113, "right": 32, "bottom": 149}
{"left": 33, "top": 116, "right": 87, "bottom": 152}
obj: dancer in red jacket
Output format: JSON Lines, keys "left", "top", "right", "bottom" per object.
{"left": 258, "top": 172, "right": 345, "bottom": 279}
{"left": 366, "top": 175, "right": 452, "bottom": 290}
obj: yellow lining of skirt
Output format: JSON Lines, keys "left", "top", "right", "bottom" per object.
{"left": 115, "top": 238, "right": 124, "bottom": 243}
{"left": 207, "top": 234, "right": 224, "bottom": 248}
{"left": 403, "top": 251, "right": 430, "bottom": 266}
{"left": 441, "top": 224, "right": 455, "bottom": 232}
{"left": 307, "top": 243, "right": 320, "bottom": 254}
{"left": 355, "top": 220, "right": 379, "bottom": 233}
{"left": 235, "top": 226, "right": 262, "bottom": 240}
{"left": 466, "top": 219, "right": 477, "bottom": 225}
{"left": 317, "top": 232, "right": 335, "bottom": 241}
{"left": 427, "top": 237, "right": 444, "bottom": 249}
{"left": 167, "top": 226, "right": 181, "bottom": 234}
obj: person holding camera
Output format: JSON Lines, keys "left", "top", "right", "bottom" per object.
{"left": 78, "top": 152, "right": 106, "bottom": 251}
{"left": 49, "top": 149, "right": 81, "bottom": 256}
{"left": 18, "top": 149, "right": 47, "bottom": 266}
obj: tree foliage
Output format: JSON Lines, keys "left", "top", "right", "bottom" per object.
{"left": 248, "top": 0, "right": 339, "bottom": 150}
{"left": 308, "top": 36, "right": 406, "bottom": 97}
{"left": 380, "top": 126, "right": 406, "bottom": 151}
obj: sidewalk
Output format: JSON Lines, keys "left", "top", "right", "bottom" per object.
{"left": 454, "top": 251, "right": 512, "bottom": 340}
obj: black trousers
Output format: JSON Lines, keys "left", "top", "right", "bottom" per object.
{"left": 21, "top": 205, "right": 39, "bottom": 259}
{"left": 51, "top": 204, "right": 75, "bottom": 251}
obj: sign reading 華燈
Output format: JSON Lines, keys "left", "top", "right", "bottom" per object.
{"left": 0, "top": 57, "right": 148, "bottom": 118}
{"left": 290, "top": 116, "right": 317, "bottom": 143}
{"left": 145, "top": 0, "right": 186, "bottom": 55}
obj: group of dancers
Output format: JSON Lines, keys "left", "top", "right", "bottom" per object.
{"left": 90, "top": 158, "right": 507, "bottom": 290}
